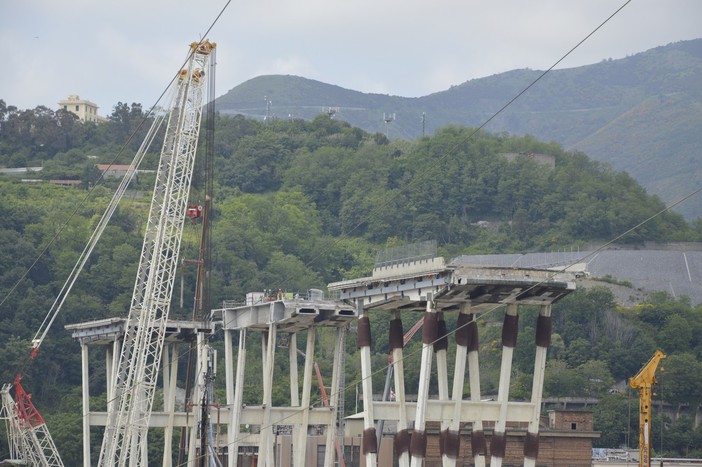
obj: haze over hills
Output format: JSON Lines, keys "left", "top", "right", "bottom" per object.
{"left": 216, "top": 39, "right": 702, "bottom": 220}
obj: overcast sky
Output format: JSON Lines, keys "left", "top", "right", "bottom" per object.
{"left": 1, "top": 0, "right": 700, "bottom": 115}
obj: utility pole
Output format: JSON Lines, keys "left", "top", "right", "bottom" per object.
{"left": 383, "top": 112, "right": 395, "bottom": 138}
{"left": 264, "top": 96, "right": 272, "bottom": 123}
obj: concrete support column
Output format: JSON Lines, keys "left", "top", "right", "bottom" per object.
{"left": 411, "top": 295, "right": 437, "bottom": 467}
{"left": 106, "top": 339, "right": 121, "bottom": 415}
{"left": 225, "top": 330, "right": 234, "bottom": 407}
{"left": 464, "top": 310, "right": 486, "bottom": 467}
{"left": 288, "top": 332, "right": 301, "bottom": 464}
{"left": 324, "top": 326, "right": 346, "bottom": 467}
{"left": 443, "top": 303, "right": 473, "bottom": 467}
{"left": 81, "top": 342, "right": 90, "bottom": 467}
{"left": 188, "top": 333, "right": 205, "bottom": 467}
{"left": 259, "top": 323, "right": 277, "bottom": 466}
{"left": 162, "top": 343, "right": 179, "bottom": 467}
{"left": 229, "top": 329, "right": 247, "bottom": 467}
{"left": 223, "top": 329, "right": 234, "bottom": 467}
{"left": 294, "top": 328, "right": 316, "bottom": 467}
{"left": 523, "top": 304, "right": 552, "bottom": 467}
{"left": 491, "top": 303, "right": 519, "bottom": 467}
{"left": 357, "top": 301, "right": 377, "bottom": 466}
{"left": 434, "top": 312, "right": 449, "bottom": 459}
{"left": 390, "top": 312, "right": 410, "bottom": 467}
{"left": 289, "top": 333, "right": 299, "bottom": 406}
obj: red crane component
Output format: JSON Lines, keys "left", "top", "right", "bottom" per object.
{"left": 13, "top": 375, "right": 45, "bottom": 429}
{"left": 186, "top": 204, "right": 203, "bottom": 224}
{"left": 314, "top": 362, "right": 329, "bottom": 406}
{"left": 2, "top": 375, "right": 64, "bottom": 466}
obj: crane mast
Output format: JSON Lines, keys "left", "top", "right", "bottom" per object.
{"left": 98, "top": 40, "right": 216, "bottom": 467}
{"left": 629, "top": 349, "right": 666, "bottom": 467}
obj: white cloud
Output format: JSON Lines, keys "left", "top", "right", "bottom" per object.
{"left": 0, "top": 0, "right": 700, "bottom": 110}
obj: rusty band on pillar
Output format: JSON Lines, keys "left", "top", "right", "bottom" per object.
{"left": 441, "top": 429, "right": 460, "bottom": 459}
{"left": 422, "top": 312, "right": 438, "bottom": 345}
{"left": 455, "top": 313, "right": 479, "bottom": 352}
{"left": 491, "top": 431, "right": 507, "bottom": 458}
{"left": 410, "top": 429, "right": 427, "bottom": 458}
{"left": 535, "top": 314, "right": 552, "bottom": 348}
{"left": 394, "top": 429, "right": 411, "bottom": 457}
{"left": 362, "top": 427, "right": 378, "bottom": 454}
{"left": 524, "top": 431, "right": 540, "bottom": 459}
{"left": 502, "top": 313, "right": 519, "bottom": 348}
{"left": 389, "top": 318, "right": 404, "bottom": 350}
{"left": 434, "top": 317, "right": 448, "bottom": 352}
{"left": 471, "top": 430, "right": 487, "bottom": 457}
{"left": 357, "top": 316, "right": 371, "bottom": 349}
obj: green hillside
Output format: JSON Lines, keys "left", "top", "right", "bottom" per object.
{"left": 216, "top": 39, "right": 702, "bottom": 219}
{"left": 1, "top": 104, "right": 702, "bottom": 461}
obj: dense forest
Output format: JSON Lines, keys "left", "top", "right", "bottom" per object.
{"left": 1, "top": 100, "right": 702, "bottom": 463}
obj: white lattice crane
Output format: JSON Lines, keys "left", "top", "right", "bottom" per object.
{"left": 98, "top": 40, "right": 216, "bottom": 467}
{"left": 1, "top": 376, "right": 64, "bottom": 466}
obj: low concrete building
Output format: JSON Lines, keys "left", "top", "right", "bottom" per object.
{"left": 95, "top": 164, "right": 132, "bottom": 178}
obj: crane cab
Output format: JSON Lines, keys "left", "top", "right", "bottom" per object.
{"left": 186, "top": 204, "right": 202, "bottom": 224}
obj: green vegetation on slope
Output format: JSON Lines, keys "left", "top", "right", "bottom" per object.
{"left": 216, "top": 39, "right": 702, "bottom": 219}
{"left": 1, "top": 101, "right": 702, "bottom": 461}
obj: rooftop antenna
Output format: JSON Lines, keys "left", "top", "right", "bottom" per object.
{"left": 383, "top": 112, "right": 396, "bottom": 138}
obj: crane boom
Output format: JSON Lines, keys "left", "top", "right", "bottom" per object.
{"left": 629, "top": 349, "right": 666, "bottom": 467}
{"left": 98, "top": 40, "right": 216, "bottom": 467}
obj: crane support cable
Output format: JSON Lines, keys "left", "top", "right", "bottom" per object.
{"left": 29, "top": 105, "right": 171, "bottom": 355}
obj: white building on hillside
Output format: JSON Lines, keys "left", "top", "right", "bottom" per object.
{"left": 58, "top": 95, "right": 105, "bottom": 123}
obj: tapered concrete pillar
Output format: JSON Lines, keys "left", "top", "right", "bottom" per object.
{"left": 357, "top": 301, "right": 378, "bottom": 466}
{"left": 466, "top": 315, "right": 486, "bottom": 467}
{"left": 106, "top": 339, "right": 121, "bottom": 415}
{"left": 288, "top": 332, "right": 301, "bottom": 465}
{"left": 524, "top": 304, "right": 552, "bottom": 467}
{"left": 229, "top": 329, "right": 247, "bottom": 467}
{"left": 434, "top": 312, "right": 450, "bottom": 460}
{"left": 390, "top": 313, "right": 411, "bottom": 467}
{"left": 294, "top": 329, "right": 316, "bottom": 467}
{"left": 259, "top": 323, "right": 277, "bottom": 466}
{"left": 491, "top": 303, "right": 519, "bottom": 467}
{"left": 162, "top": 343, "right": 179, "bottom": 467}
{"left": 411, "top": 295, "right": 437, "bottom": 467}
{"left": 289, "top": 333, "right": 299, "bottom": 406}
{"left": 187, "top": 334, "right": 205, "bottom": 467}
{"left": 81, "top": 342, "right": 90, "bottom": 467}
{"left": 324, "top": 326, "right": 346, "bottom": 467}
{"left": 442, "top": 303, "right": 473, "bottom": 467}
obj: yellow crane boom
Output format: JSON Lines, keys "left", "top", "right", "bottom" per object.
{"left": 629, "top": 349, "right": 666, "bottom": 467}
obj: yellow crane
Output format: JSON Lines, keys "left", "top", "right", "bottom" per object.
{"left": 629, "top": 350, "right": 666, "bottom": 467}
